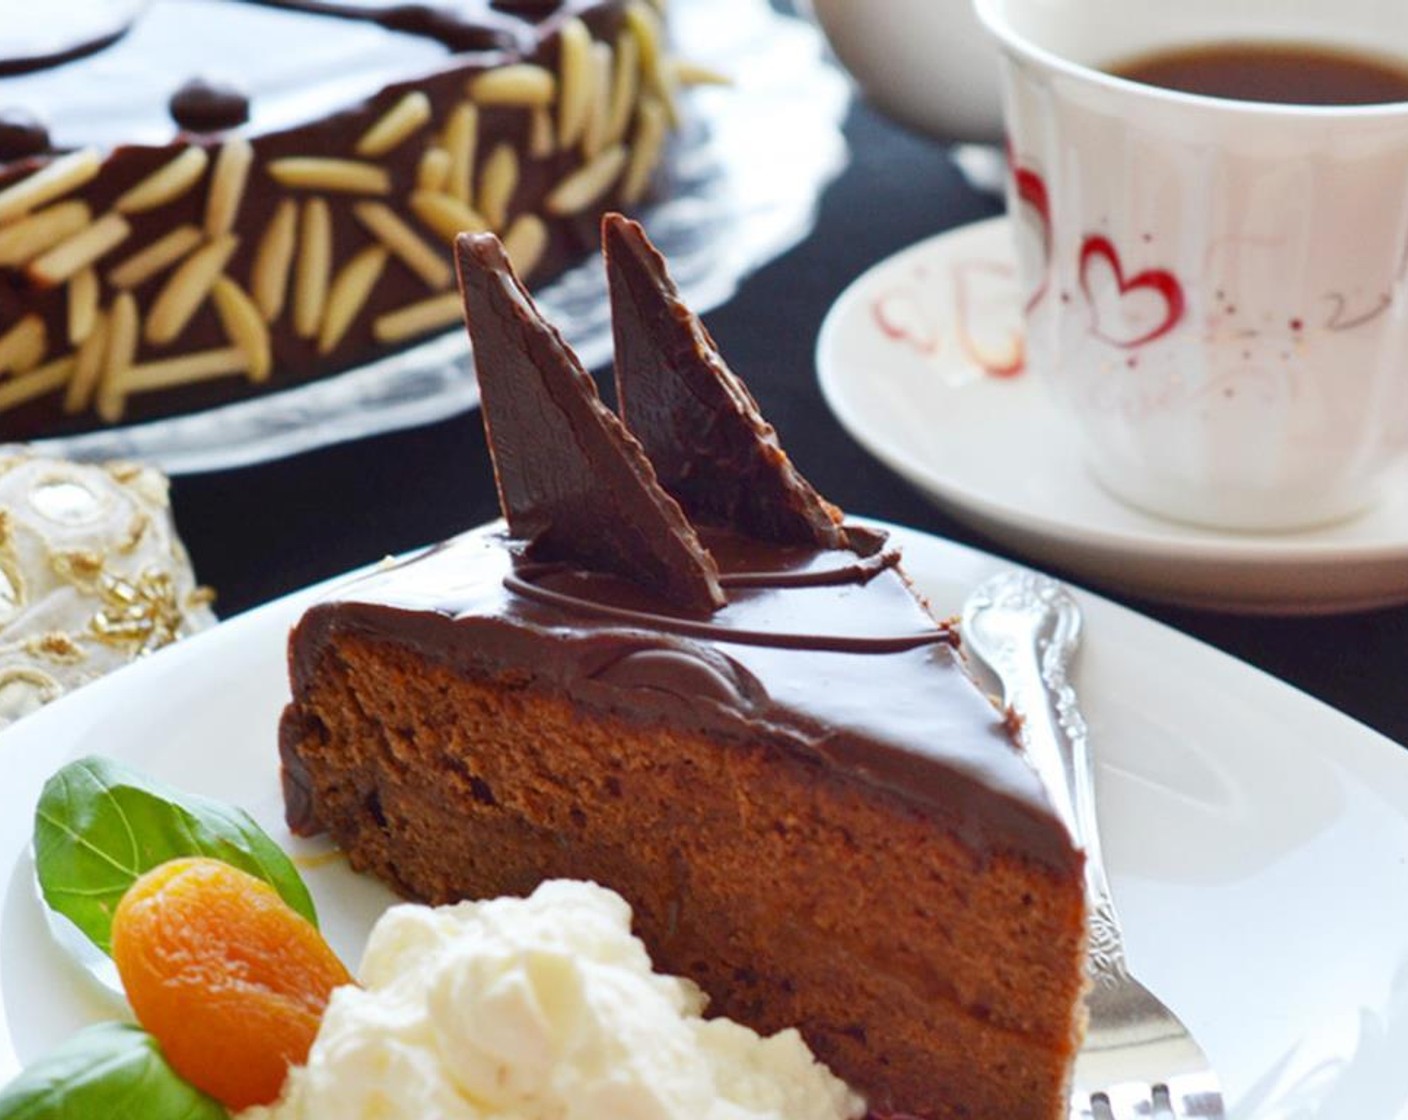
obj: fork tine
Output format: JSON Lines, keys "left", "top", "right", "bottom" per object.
{"left": 1080, "top": 1072, "right": 1220, "bottom": 1119}
{"left": 1165, "top": 1074, "right": 1225, "bottom": 1117}
{"left": 1093, "top": 1083, "right": 1158, "bottom": 1119}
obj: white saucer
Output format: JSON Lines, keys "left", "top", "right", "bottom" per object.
{"left": 817, "top": 216, "right": 1408, "bottom": 615}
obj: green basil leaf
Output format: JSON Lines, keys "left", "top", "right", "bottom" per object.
{"left": 0, "top": 1021, "right": 227, "bottom": 1120}
{"left": 34, "top": 756, "right": 317, "bottom": 956}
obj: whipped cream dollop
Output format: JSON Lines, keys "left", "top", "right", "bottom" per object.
{"left": 242, "top": 880, "right": 865, "bottom": 1120}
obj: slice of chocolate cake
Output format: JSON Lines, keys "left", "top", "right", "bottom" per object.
{"left": 279, "top": 217, "right": 1087, "bottom": 1119}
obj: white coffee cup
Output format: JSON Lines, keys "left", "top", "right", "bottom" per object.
{"left": 975, "top": 0, "right": 1408, "bottom": 531}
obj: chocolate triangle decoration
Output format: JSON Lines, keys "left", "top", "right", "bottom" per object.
{"left": 455, "top": 232, "right": 725, "bottom": 615}
{"left": 603, "top": 213, "right": 847, "bottom": 549}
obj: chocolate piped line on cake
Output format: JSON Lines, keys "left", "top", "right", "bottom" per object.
{"left": 0, "top": 0, "right": 699, "bottom": 436}
{"left": 503, "top": 527, "right": 952, "bottom": 651}
{"left": 504, "top": 567, "right": 952, "bottom": 651}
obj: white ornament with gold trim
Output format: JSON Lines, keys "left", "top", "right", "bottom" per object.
{"left": 0, "top": 451, "right": 215, "bottom": 728}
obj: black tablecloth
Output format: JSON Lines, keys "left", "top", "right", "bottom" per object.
{"left": 172, "top": 98, "right": 1408, "bottom": 749}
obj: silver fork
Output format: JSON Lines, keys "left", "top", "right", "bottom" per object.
{"left": 961, "top": 570, "right": 1226, "bottom": 1120}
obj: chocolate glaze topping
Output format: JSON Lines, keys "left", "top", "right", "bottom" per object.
{"left": 0, "top": 0, "right": 586, "bottom": 151}
{"left": 0, "top": 2, "right": 446, "bottom": 151}
{"left": 604, "top": 215, "right": 849, "bottom": 550}
{"left": 284, "top": 522, "right": 1077, "bottom": 873}
{"left": 0, "top": 0, "right": 530, "bottom": 84}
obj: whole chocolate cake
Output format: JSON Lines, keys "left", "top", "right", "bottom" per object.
{"left": 0, "top": 0, "right": 695, "bottom": 437}
{"left": 279, "top": 215, "right": 1088, "bottom": 1119}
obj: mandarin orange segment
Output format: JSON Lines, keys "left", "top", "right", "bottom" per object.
{"left": 111, "top": 856, "right": 353, "bottom": 1111}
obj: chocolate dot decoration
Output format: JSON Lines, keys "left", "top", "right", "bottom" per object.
{"left": 169, "top": 77, "right": 251, "bottom": 133}
{"left": 489, "top": 0, "right": 564, "bottom": 16}
{"left": 0, "top": 109, "right": 51, "bottom": 161}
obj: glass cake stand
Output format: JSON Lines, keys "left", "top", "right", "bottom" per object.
{"left": 33, "top": 0, "right": 851, "bottom": 474}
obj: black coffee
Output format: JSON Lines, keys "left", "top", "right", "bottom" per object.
{"left": 1111, "top": 41, "right": 1408, "bottom": 105}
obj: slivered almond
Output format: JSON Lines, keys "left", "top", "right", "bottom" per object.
{"left": 205, "top": 136, "right": 254, "bottom": 236}
{"left": 0, "top": 149, "right": 101, "bottom": 225}
{"left": 113, "top": 147, "right": 209, "bottom": 214}
{"left": 353, "top": 201, "right": 452, "bottom": 289}
{"left": 65, "top": 309, "right": 108, "bottom": 412}
{"left": 557, "top": 17, "right": 593, "bottom": 150}
{"left": 122, "top": 346, "right": 249, "bottom": 397}
{"left": 468, "top": 64, "right": 557, "bottom": 107}
{"left": 477, "top": 145, "right": 518, "bottom": 230}
{"left": 0, "top": 356, "right": 74, "bottom": 415}
{"left": 293, "top": 197, "right": 332, "bottom": 339}
{"left": 502, "top": 213, "right": 548, "bottom": 279}
{"left": 28, "top": 212, "right": 131, "bottom": 287}
{"left": 145, "top": 233, "right": 239, "bottom": 346}
{"left": 605, "top": 29, "right": 640, "bottom": 145}
{"left": 108, "top": 224, "right": 202, "bottom": 290}
{"left": 373, "top": 292, "right": 462, "bottom": 344}
{"left": 529, "top": 107, "right": 555, "bottom": 160}
{"left": 442, "top": 102, "right": 478, "bottom": 205}
{"left": 581, "top": 42, "right": 613, "bottom": 158}
{"left": 409, "top": 190, "right": 489, "bottom": 242}
{"left": 0, "top": 314, "right": 46, "bottom": 376}
{"left": 417, "top": 146, "right": 452, "bottom": 193}
{"left": 673, "top": 58, "right": 730, "bottom": 86}
{"left": 0, "top": 201, "right": 91, "bottom": 267}
{"left": 252, "top": 198, "right": 298, "bottom": 322}
{"left": 626, "top": 2, "right": 678, "bottom": 127}
{"left": 319, "top": 245, "right": 388, "bottom": 355}
{"left": 96, "top": 291, "right": 139, "bottom": 423}
{"left": 267, "top": 158, "right": 391, "bottom": 195}
{"left": 356, "top": 91, "right": 433, "bottom": 157}
{"left": 68, "top": 267, "right": 99, "bottom": 345}
{"left": 622, "top": 98, "right": 668, "bottom": 204}
{"left": 212, "top": 276, "right": 272, "bottom": 382}
{"left": 545, "top": 144, "right": 626, "bottom": 215}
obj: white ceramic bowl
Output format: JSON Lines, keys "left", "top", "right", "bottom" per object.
{"left": 805, "top": 0, "right": 1005, "bottom": 142}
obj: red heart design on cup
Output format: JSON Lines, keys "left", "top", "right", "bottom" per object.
{"left": 1010, "top": 161, "right": 1051, "bottom": 313}
{"left": 1079, "top": 235, "right": 1185, "bottom": 349}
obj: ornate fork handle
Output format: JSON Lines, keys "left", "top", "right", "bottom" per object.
{"left": 961, "top": 571, "right": 1129, "bottom": 987}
